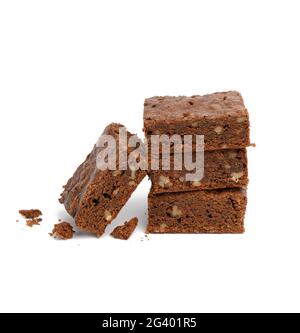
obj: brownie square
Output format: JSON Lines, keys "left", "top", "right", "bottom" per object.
{"left": 149, "top": 149, "right": 248, "bottom": 194}
{"left": 144, "top": 91, "right": 250, "bottom": 152}
{"left": 147, "top": 188, "right": 247, "bottom": 234}
{"left": 59, "top": 123, "right": 146, "bottom": 237}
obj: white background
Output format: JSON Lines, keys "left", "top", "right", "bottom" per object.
{"left": 0, "top": 0, "right": 300, "bottom": 313}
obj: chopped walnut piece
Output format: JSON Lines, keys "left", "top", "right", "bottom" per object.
{"left": 112, "top": 188, "right": 120, "bottom": 196}
{"left": 228, "top": 151, "right": 237, "bottom": 159}
{"left": 112, "top": 170, "right": 122, "bottom": 177}
{"left": 179, "top": 176, "right": 185, "bottom": 182}
{"left": 214, "top": 126, "right": 223, "bottom": 134}
{"left": 104, "top": 210, "right": 113, "bottom": 222}
{"left": 192, "top": 180, "right": 202, "bottom": 187}
{"left": 237, "top": 117, "right": 248, "bottom": 123}
{"left": 231, "top": 171, "right": 244, "bottom": 182}
{"left": 129, "top": 165, "right": 137, "bottom": 180}
{"left": 167, "top": 205, "right": 182, "bottom": 218}
{"left": 158, "top": 175, "right": 173, "bottom": 188}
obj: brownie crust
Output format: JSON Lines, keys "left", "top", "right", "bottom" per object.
{"left": 59, "top": 123, "right": 146, "bottom": 237}
{"left": 147, "top": 188, "right": 247, "bottom": 234}
{"left": 144, "top": 91, "right": 250, "bottom": 151}
{"left": 149, "top": 149, "right": 248, "bottom": 194}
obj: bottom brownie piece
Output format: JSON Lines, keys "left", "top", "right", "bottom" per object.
{"left": 147, "top": 188, "right": 247, "bottom": 234}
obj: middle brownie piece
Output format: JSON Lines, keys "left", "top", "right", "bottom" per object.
{"left": 149, "top": 149, "right": 248, "bottom": 194}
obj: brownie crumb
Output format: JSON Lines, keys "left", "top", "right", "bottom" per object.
{"left": 26, "top": 218, "right": 42, "bottom": 227}
{"left": 19, "top": 209, "right": 42, "bottom": 219}
{"left": 16, "top": 220, "right": 19, "bottom": 223}
{"left": 49, "top": 222, "right": 75, "bottom": 240}
{"left": 111, "top": 217, "right": 138, "bottom": 240}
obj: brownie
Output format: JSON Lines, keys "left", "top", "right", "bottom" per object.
{"left": 59, "top": 123, "right": 146, "bottom": 237}
{"left": 149, "top": 149, "right": 248, "bottom": 194}
{"left": 147, "top": 188, "right": 247, "bottom": 233}
{"left": 144, "top": 91, "right": 250, "bottom": 151}
{"left": 111, "top": 217, "right": 138, "bottom": 240}
{"left": 50, "top": 222, "right": 75, "bottom": 240}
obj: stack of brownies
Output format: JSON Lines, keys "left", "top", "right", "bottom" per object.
{"left": 144, "top": 91, "right": 251, "bottom": 233}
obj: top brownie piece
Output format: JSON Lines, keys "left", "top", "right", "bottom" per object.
{"left": 144, "top": 91, "right": 250, "bottom": 151}
{"left": 59, "top": 123, "right": 146, "bottom": 237}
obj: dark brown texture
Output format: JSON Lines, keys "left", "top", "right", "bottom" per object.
{"left": 144, "top": 91, "right": 250, "bottom": 151}
{"left": 59, "top": 123, "right": 146, "bottom": 237}
{"left": 19, "top": 209, "right": 42, "bottom": 219}
{"left": 147, "top": 188, "right": 247, "bottom": 233}
{"left": 50, "top": 222, "right": 75, "bottom": 240}
{"left": 149, "top": 149, "right": 248, "bottom": 194}
{"left": 111, "top": 217, "right": 138, "bottom": 240}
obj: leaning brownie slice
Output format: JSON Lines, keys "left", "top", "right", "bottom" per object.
{"left": 147, "top": 188, "right": 247, "bottom": 234}
{"left": 59, "top": 123, "right": 146, "bottom": 237}
{"left": 144, "top": 91, "right": 250, "bottom": 152}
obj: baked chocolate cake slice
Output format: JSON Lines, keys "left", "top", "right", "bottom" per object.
{"left": 59, "top": 123, "right": 146, "bottom": 237}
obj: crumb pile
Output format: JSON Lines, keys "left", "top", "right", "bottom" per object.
{"left": 18, "top": 209, "right": 43, "bottom": 227}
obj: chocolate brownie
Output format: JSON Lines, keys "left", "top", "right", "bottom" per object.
{"left": 59, "top": 123, "right": 146, "bottom": 237}
{"left": 147, "top": 188, "right": 247, "bottom": 233}
{"left": 149, "top": 149, "right": 248, "bottom": 194}
{"left": 111, "top": 217, "right": 138, "bottom": 240}
{"left": 50, "top": 222, "right": 75, "bottom": 240}
{"left": 144, "top": 91, "right": 250, "bottom": 151}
